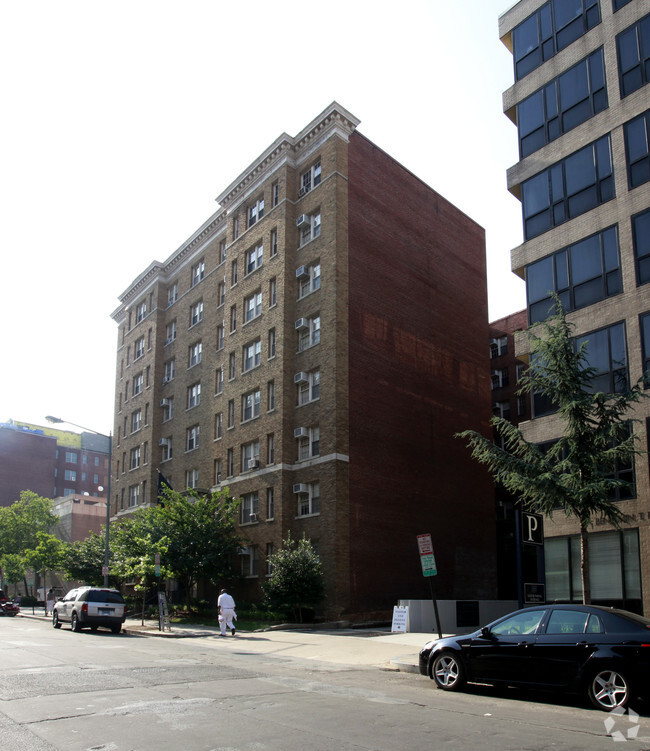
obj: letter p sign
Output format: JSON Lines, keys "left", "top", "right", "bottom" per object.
{"left": 522, "top": 511, "right": 544, "bottom": 545}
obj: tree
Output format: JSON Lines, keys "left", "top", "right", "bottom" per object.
{"left": 457, "top": 303, "right": 648, "bottom": 604}
{"left": 1, "top": 553, "right": 25, "bottom": 595}
{"left": 262, "top": 534, "right": 324, "bottom": 622}
{"left": 23, "top": 532, "right": 65, "bottom": 597}
{"left": 156, "top": 487, "right": 241, "bottom": 608}
{"left": 60, "top": 532, "right": 108, "bottom": 586}
{"left": 0, "top": 491, "right": 57, "bottom": 558}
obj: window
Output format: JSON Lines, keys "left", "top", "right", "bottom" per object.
{"left": 228, "top": 399, "right": 235, "bottom": 429}
{"left": 242, "top": 441, "right": 260, "bottom": 471}
{"left": 187, "top": 382, "right": 201, "bottom": 409}
{"left": 522, "top": 135, "right": 614, "bottom": 240}
{"left": 266, "top": 542, "right": 274, "bottom": 575}
{"left": 227, "top": 448, "right": 234, "bottom": 477}
{"left": 186, "top": 469, "right": 199, "bottom": 489}
{"left": 190, "top": 300, "right": 204, "bottom": 326}
{"left": 267, "top": 433, "right": 275, "bottom": 464}
{"left": 134, "top": 336, "right": 145, "bottom": 360}
{"left": 160, "top": 437, "right": 172, "bottom": 462}
{"left": 65, "top": 451, "right": 77, "bottom": 463}
{"left": 517, "top": 49, "right": 607, "bottom": 158}
{"left": 300, "top": 160, "right": 321, "bottom": 195}
{"left": 493, "top": 401, "right": 511, "bottom": 420}
{"left": 241, "top": 545, "right": 258, "bottom": 577}
{"left": 267, "top": 487, "right": 275, "bottom": 520}
{"left": 641, "top": 312, "right": 650, "bottom": 386}
{"left": 245, "top": 244, "right": 263, "bottom": 275}
{"left": 491, "top": 368, "right": 509, "bottom": 390}
{"left": 242, "top": 389, "right": 261, "bottom": 422}
{"left": 614, "top": 0, "right": 633, "bottom": 9}
{"left": 243, "top": 339, "right": 262, "bottom": 371}
{"left": 512, "top": 0, "right": 601, "bottom": 81}
{"left": 244, "top": 291, "right": 262, "bottom": 322}
{"left": 164, "top": 358, "right": 175, "bottom": 383}
{"left": 188, "top": 341, "right": 202, "bottom": 367}
{"left": 269, "top": 277, "right": 277, "bottom": 307}
{"left": 624, "top": 109, "right": 650, "bottom": 190}
{"left": 131, "top": 409, "right": 142, "bottom": 433}
{"left": 186, "top": 425, "right": 200, "bottom": 451}
{"left": 161, "top": 398, "right": 174, "bottom": 422}
{"left": 214, "top": 458, "right": 222, "bottom": 484}
{"left": 297, "top": 369, "right": 320, "bottom": 405}
{"left": 191, "top": 259, "right": 205, "bottom": 287}
{"left": 167, "top": 282, "right": 178, "bottom": 307}
{"left": 165, "top": 320, "right": 177, "bottom": 345}
{"left": 228, "top": 352, "right": 236, "bottom": 380}
{"left": 490, "top": 336, "right": 508, "bottom": 359}
{"left": 271, "top": 228, "right": 278, "bottom": 256}
{"left": 298, "top": 426, "right": 320, "bottom": 461}
{"left": 230, "top": 305, "right": 237, "bottom": 333}
{"left": 133, "top": 372, "right": 144, "bottom": 396}
{"left": 576, "top": 322, "right": 628, "bottom": 394}
{"left": 233, "top": 217, "right": 239, "bottom": 239}
{"left": 298, "top": 262, "right": 321, "bottom": 298}
{"left": 219, "top": 240, "right": 227, "bottom": 264}
{"left": 241, "top": 492, "right": 259, "bottom": 524}
{"left": 64, "top": 469, "right": 77, "bottom": 482}
{"left": 296, "top": 481, "right": 320, "bottom": 517}
{"left": 272, "top": 182, "right": 279, "bottom": 207}
{"left": 545, "top": 530, "right": 641, "bottom": 607}
{"left": 130, "top": 446, "right": 141, "bottom": 470}
{"left": 215, "top": 366, "right": 224, "bottom": 394}
{"left": 268, "top": 328, "right": 276, "bottom": 358}
{"left": 136, "top": 301, "right": 147, "bottom": 323}
{"left": 633, "top": 208, "right": 650, "bottom": 285}
{"left": 231, "top": 259, "right": 238, "bottom": 286}
{"left": 617, "top": 14, "right": 650, "bottom": 98}
{"left": 216, "top": 325, "right": 225, "bottom": 351}
{"left": 215, "top": 412, "right": 223, "bottom": 439}
{"left": 299, "top": 212, "right": 321, "bottom": 246}
{"left": 491, "top": 610, "right": 545, "bottom": 635}
{"left": 217, "top": 281, "right": 226, "bottom": 307}
{"left": 248, "top": 198, "right": 264, "bottom": 227}
{"left": 129, "top": 484, "right": 140, "bottom": 507}
{"left": 298, "top": 315, "right": 320, "bottom": 351}
{"left": 267, "top": 380, "right": 275, "bottom": 410}
{"left": 526, "top": 226, "right": 622, "bottom": 324}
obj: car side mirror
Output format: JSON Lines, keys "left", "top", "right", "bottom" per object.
{"left": 481, "top": 626, "right": 492, "bottom": 638}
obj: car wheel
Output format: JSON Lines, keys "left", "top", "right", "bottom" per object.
{"left": 588, "top": 667, "right": 630, "bottom": 711}
{"left": 431, "top": 651, "right": 466, "bottom": 691}
{"left": 71, "top": 612, "right": 82, "bottom": 633}
{"left": 111, "top": 624, "right": 121, "bottom": 634}
{"left": 52, "top": 611, "right": 61, "bottom": 629}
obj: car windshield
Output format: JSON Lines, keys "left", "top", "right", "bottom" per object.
{"left": 491, "top": 610, "right": 545, "bottom": 636}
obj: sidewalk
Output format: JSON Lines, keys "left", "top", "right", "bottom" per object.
{"left": 19, "top": 611, "right": 431, "bottom": 674}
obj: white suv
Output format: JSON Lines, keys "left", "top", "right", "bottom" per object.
{"left": 52, "top": 587, "right": 126, "bottom": 634}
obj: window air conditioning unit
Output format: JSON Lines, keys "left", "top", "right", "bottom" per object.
{"left": 249, "top": 513, "right": 258, "bottom": 523}
{"left": 160, "top": 398, "right": 169, "bottom": 407}
{"left": 294, "top": 371, "right": 308, "bottom": 384}
{"left": 296, "top": 214, "right": 311, "bottom": 228}
{"left": 294, "top": 427, "right": 309, "bottom": 438}
{"left": 247, "top": 458, "right": 260, "bottom": 470}
{"left": 295, "top": 318, "right": 309, "bottom": 330}
{"left": 158, "top": 438, "right": 169, "bottom": 446}
{"left": 162, "top": 376, "right": 169, "bottom": 384}
{"left": 293, "top": 483, "right": 308, "bottom": 494}
{"left": 298, "top": 186, "right": 308, "bottom": 197}
{"left": 295, "top": 265, "right": 309, "bottom": 279}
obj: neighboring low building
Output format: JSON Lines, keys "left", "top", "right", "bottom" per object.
{"left": 52, "top": 495, "right": 107, "bottom": 543}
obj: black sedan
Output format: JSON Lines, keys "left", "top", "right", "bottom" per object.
{"left": 419, "top": 604, "right": 650, "bottom": 711}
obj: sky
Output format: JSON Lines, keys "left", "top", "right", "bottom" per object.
{"left": 0, "top": 0, "right": 525, "bottom": 437}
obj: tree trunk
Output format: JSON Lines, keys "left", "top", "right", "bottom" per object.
{"left": 580, "top": 524, "right": 591, "bottom": 604}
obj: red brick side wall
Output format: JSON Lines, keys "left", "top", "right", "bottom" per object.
{"left": 0, "top": 429, "right": 57, "bottom": 506}
{"left": 346, "top": 132, "right": 497, "bottom": 613}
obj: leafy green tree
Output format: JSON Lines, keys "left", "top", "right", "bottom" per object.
{"left": 23, "top": 532, "right": 65, "bottom": 599}
{"left": 157, "top": 487, "right": 241, "bottom": 608}
{"left": 1, "top": 553, "right": 25, "bottom": 595}
{"left": 262, "top": 534, "right": 324, "bottom": 622}
{"left": 457, "top": 304, "right": 648, "bottom": 604}
{"left": 0, "top": 491, "right": 57, "bottom": 558}
{"left": 60, "top": 532, "right": 108, "bottom": 586}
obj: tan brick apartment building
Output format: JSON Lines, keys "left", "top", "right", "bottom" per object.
{"left": 499, "top": 0, "right": 650, "bottom": 613}
{"left": 111, "top": 102, "right": 497, "bottom": 619}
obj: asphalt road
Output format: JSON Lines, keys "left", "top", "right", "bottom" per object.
{"left": 2, "top": 617, "right": 649, "bottom": 751}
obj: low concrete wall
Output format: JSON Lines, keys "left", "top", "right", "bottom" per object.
{"left": 398, "top": 599, "right": 519, "bottom": 635}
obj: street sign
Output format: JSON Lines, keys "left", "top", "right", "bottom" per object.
{"left": 521, "top": 512, "right": 544, "bottom": 545}
{"left": 525, "top": 583, "right": 546, "bottom": 604}
{"left": 417, "top": 534, "right": 437, "bottom": 576}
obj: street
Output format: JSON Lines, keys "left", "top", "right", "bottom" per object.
{"left": 1, "top": 617, "right": 649, "bottom": 751}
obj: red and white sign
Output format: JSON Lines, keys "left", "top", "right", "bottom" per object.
{"left": 417, "top": 534, "right": 433, "bottom": 556}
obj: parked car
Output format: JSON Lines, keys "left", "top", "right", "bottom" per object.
{"left": 52, "top": 587, "right": 126, "bottom": 634}
{"left": 0, "top": 590, "right": 20, "bottom": 617}
{"left": 419, "top": 604, "right": 650, "bottom": 711}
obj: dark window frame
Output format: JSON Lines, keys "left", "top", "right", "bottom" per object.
{"left": 616, "top": 13, "right": 650, "bottom": 98}
{"left": 632, "top": 207, "right": 650, "bottom": 286}
{"left": 624, "top": 109, "right": 650, "bottom": 190}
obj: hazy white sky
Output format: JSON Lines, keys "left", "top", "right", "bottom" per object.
{"left": 0, "top": 0, "right": 525, "bottom": 436}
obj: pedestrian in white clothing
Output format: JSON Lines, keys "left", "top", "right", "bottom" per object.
{"left": 218, "top": 589, "right": 236, "bottom": 636}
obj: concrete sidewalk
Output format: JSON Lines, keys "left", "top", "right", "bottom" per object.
{"left": 20, "top": 611, "right": 432, "bottom": 673}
